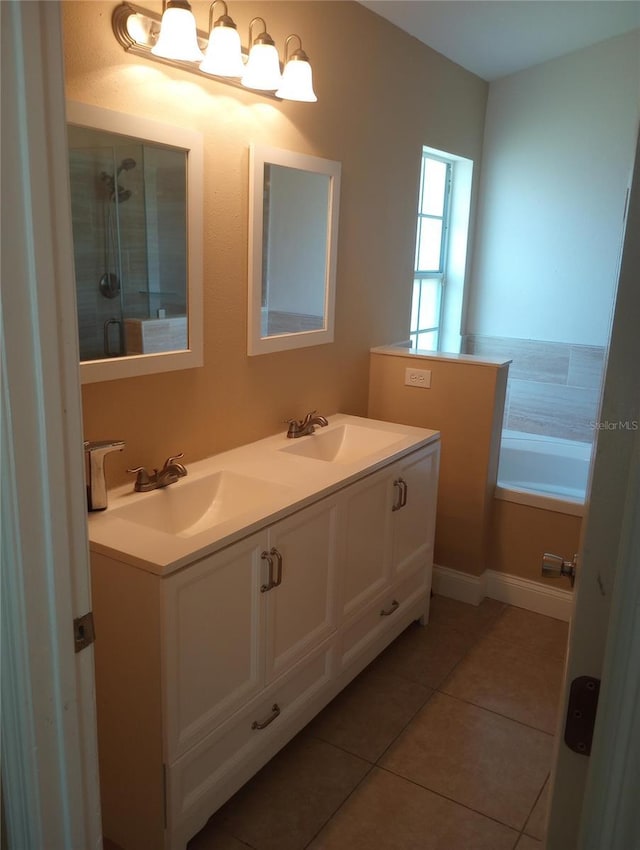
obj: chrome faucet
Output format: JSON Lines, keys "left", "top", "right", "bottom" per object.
{"left": 286, "top": 411, "right": 329, "bottom": 439}
{"left": 84, "top": 439, "right": 125, "bottom": 511}
{"left": 128, "top": 453, "right": 188, "bottom": 492}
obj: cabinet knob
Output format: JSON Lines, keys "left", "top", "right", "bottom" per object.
{"left": 380, "top": 599, "right": 400, "bottom": 617}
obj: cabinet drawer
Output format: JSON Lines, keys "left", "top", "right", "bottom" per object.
{"left": 168, "top": 644, "right": 333, "bottom": 832}
{"left": 339, "top": 568, "right": 428, "bottom": 671}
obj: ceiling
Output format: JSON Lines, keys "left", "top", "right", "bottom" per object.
{"left": 359, "top": 1, "right": 640, "bottom": 81}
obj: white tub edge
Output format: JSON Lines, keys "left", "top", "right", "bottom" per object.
{"left": 495, "top": 485, "right": 585, "bottom": 517}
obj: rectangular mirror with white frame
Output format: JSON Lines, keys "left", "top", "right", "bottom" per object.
{"left": 66, "top": 101, "right": 203, "bottom": 383}
{"left": 248, "top": 145, "right": 341, "bottom": 356}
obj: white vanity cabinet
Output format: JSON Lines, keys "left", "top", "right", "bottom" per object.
{"left": 92, "top": 496, "right": 340, "bottom": 850}
{"left": 89, "top": 421, "right": 439, "bottom": 850}
{"left": 338, "top": 442, "right": 439, "bottom": 673}
{"left": 163, "top": 496, "right": 339, "bottom": 764}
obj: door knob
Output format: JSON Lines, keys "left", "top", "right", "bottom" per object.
{"left": 542, "top": 552, "right": 577, "bottom": 587}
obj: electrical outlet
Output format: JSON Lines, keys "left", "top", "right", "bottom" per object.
{"left": 404, "top": 367, "right": 431, "bottom": 388}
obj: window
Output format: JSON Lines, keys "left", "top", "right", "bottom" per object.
{"left": 410, "top": 152, "right": 452, "bottom": 351}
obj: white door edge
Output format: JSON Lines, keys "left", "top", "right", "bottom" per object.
{"left": 546, "top": 127, "right": 640, "bottom": 848}
{"left": 580, "top": 442, "right": 640, "bottom": 849}
{"left": 1, "top": 1, "right": 102, "bottom": 847}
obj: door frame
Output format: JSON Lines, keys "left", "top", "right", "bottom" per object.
{"left": 1, "top": 2, "right": 102, "bottom": 847}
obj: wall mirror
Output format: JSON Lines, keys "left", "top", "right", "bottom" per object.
{"left": 248, "top": 145, "right": 341, "bottom": 355}
{"left": 66, "top": 101, "right": 203, "bottom": 383}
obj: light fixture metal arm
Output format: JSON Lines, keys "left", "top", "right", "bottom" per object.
{"left": 208, "top": 0, "right": 235, "bottom": 32}
{"left": 248, "top": 16, "right": 269, "bottom": 48}
{"left": 283, "top": 33, "right": 303, "bottom": 62}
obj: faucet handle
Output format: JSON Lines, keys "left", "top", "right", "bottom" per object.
{"left": 127, "top": 466, "right": 152, "bottom": 486}
{"left": 161, "top": 453, "right": 187, "bottom": 476}
{"left": 163, "top": 452, "right": 184, "bottom": 466}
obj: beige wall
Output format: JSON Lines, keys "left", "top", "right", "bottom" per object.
{"left": 490, "top": 499, "right": 581, "bottom": 585}
{"left": 62, "top": 1, "right": 487, "bottom": 487}
{"left": 368, "top": 349, "right": 508, "bottom": 575}
{"left": 467, "top": 30, "right": 639, "bottom": 346}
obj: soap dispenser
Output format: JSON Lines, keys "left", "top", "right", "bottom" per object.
{"left": 83, "top": 440, "right": 125, "bottom": 511}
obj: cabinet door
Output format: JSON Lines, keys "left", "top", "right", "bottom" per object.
{"left": 264, "top": 497, "right": 339, "bottom": 683}
{"left": 163, "top": 532, "right": 266, "bottom": 760}
{"left": 392, "top": 443, "right": 439, "bottom": 577}
{"left": 341, "top": 466, "right": 393, "bottom": 619}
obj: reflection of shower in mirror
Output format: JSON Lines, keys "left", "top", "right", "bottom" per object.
{"left": 100, "top": 157, "right": 137, "bottom": 204}
{"left": 68, "top": 123, "right": 189, "bottom": 363}
{"left": 97, "top": 157, "right": 139, "bottom": 325}
{"left": 97, "top": 151, "right": 140, "bottom": 356}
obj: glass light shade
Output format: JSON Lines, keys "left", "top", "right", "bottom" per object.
{"left": 151, "top": 5, "right": 204, "bottom": 62}
{"left": 126, "top": 13, "right": 153, "bottom": 45}
{"left": 200, "top": 25, "right": 245, "bottom": 77}
{"left": 276, "top": 58, "right": 317, "bottom": 102}
{"left": 241, "top": 43, "right": 282, "bottom": 91}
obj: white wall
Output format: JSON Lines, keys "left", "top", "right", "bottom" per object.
{"left": 466, "top": 30, "right": 640, "bottom": 346}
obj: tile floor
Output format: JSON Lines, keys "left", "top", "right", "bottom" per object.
{"left": 187, "top": 596, "right": 569, "bottom": 850}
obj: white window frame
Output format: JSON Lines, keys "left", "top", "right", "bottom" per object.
{"left": 410, "top": 153, "right": 452, "bottom": 351}
{"left": 410, "top": 146, "right": 474, "bottom": 354}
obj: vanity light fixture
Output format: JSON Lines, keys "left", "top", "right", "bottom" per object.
{"left": 241, "top": 17, "right": 282, "bottom": 91}
{"left": 111, "top": 2, "right": 317, "bottom": 102}
{"left": 151, "top": 0, "right": 204, "bottom": 62}
{"left": 199, "top": 0, "right": 244, "bottom": 78}
{"left": 276, "top": 35, "right": 317, "bottom": 103}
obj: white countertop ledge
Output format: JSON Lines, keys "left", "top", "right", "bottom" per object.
{"left": 370, "top": 344, "right": 512, "bottom": 368}
{"left": 88, "top": 414, "right": 440, "bottom": 576}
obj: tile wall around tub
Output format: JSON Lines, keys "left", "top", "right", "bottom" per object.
{"left": 462, "top": 335, "right": 605, "bottom": 443}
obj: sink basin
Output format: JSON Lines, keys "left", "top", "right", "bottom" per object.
{"left": 108, "top": 471, "right": 291, "bottom": 538}
{"left": 279, "top": 423, "right": 407, "bottom": 464}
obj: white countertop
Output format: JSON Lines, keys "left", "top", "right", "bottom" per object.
{"left": 370, "top": 344, "right": 512, "bottom": 368}
{"left": 88, "top": 414, "right": 439, "bottom": 576}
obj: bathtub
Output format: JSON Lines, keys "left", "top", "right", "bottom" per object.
{"left": 496, "top": 430, "right": 592, "bottom": 516}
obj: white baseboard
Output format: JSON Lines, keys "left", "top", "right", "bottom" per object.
{"left": 433, "top": 564, "right": 573, "bottom": 622}
{"left": 432, "top": 564, "right": 486, "bottom": 606}
{"left": 485, "top": 570, "right": 573, "bottom": 621}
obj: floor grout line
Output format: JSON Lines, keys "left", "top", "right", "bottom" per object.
{"left": 301, "top": 760, "right": 377, "bottom": 850}
{"left": 372, "top": 686, "right": 437, "bottom": 764}
{"left": 519, "top": 772, "right": 550, "bottom": 842}
{"left": 374, "top": 763, "right": 524, "bottom": 836}
{"left": 433, "top": 687, "right": 558, "bottom": 738}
